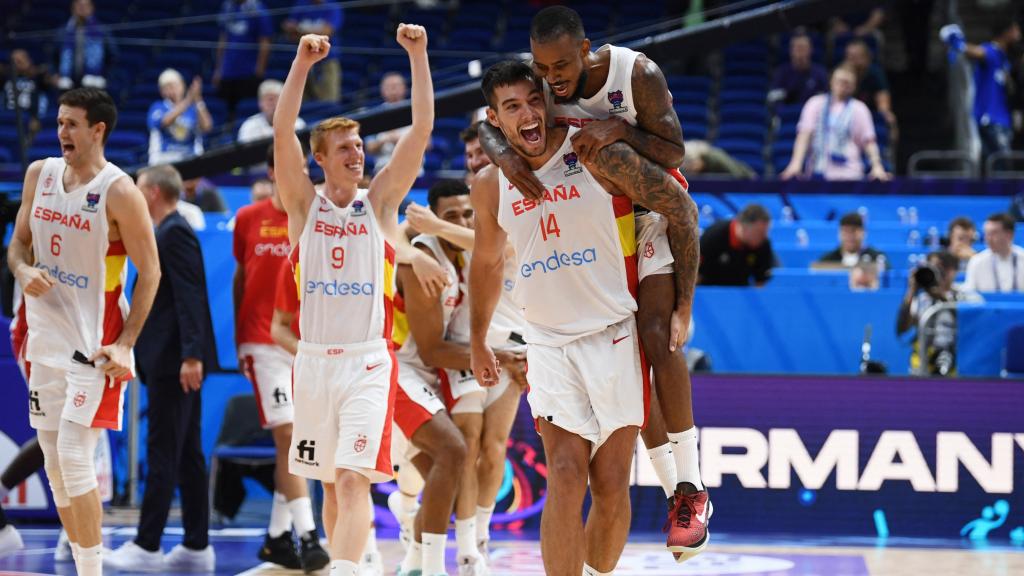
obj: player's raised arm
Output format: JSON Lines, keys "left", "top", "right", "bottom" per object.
{"left": 273, "top": 34, "right": 324, "bottom": 245}
{"left": 8, "top": 160, "right": 52, "bottom": 297}
{"left": 468, "top": 165, "right": 506, "bottom": 386}
{"left": 583, "top": 142, "right": 699, "bottom": 340}
{"left": 368, "top": 24, "right": 433, "bottom": 219}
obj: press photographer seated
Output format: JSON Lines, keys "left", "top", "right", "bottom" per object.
{"left": 896, "top": 252, "right": 981, "bottom": 376}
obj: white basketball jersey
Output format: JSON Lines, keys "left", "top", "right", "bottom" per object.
{"left": 545, "top": 44, "right": 640, "bottom": 128}
{"left": 496, "top": 128, "right": 638, "bottom": 347}
{"left": 294, "top": 190, "right": 395, "bottom": 345}
{"left": 395, "top": 234, "right": 467, "bottom": 370}
{"left": 485, "top": 257, "right": 527, "bottom": 348}
{"left": 26, "top": 157, "right": 130, "bottom": 370}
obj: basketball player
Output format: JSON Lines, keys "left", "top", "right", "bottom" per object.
{"left": 470, "top": 61, "right": 700, "bottom": 576}
{"left": 233, "top": 144, "right": 329, "bottom": 571}
{"left": 403, "top": 146, "right": 529, "bottom": 559}
{"left": 269, "top": 258, "right": 385, "bottom": 576}
{"left": 273, "top": 25, "right": 432, "bottom": 576}
{"left": 477, "top": 6, "right": 709, "bottom": 560}
{"left": 8, "top": 87, "right": 161, "bottom": 576}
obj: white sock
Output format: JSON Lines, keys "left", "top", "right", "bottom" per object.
{"left": 455, "top": 517, "right": 476, "bottom": 559}
{"left": 364, "top": 525, "right": 378, "bottom": 554}
{"left": 288, "top": 496, "right": 317, "bottom": 535}
{"left": 421, "top": 532, "right": 447, "bottom": 575}
{"left": 668, "top": 427, "right": 704, "bottom": 491}
{"left": 329, "top": 559, "right": 358, "bottom": 576}
{"left": 583, "top": 563, "right": 614, "bottom": 576}
{"left": 71, "top": 542, "right": 80, "bottom": 562}
{"left": 269, "top": 492, "right": 292, "bottom": 537}
{"left": 476, "top": 504, "right": 494, "bottom": 543}
{"left": 400, "top": 540, "right": 422, "bottom": 572}
{"left": 76, "top": 543, "right": 103, "bottom": 576}
{"left": 647, "top": 443, "right": 678, "bottom": 498}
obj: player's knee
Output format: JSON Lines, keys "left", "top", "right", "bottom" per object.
{"left": 479, "top": 438, "right": 506, "bottom": 469}
{"left": 39, "top": 430, "right": 71, "bottom": 507}
{"left": 547, "top": 454, "right": 587, "bottom": 487}
{"left": 589, "top": 464, "right": 631, "bottom": 501}
{"left": 638, "top": 314, "right": 671, "bottom": 365}
{"left": 56, "top": 421, "right": 100, "bottom": 498}
{"left": 334, "top": 470, "right": 368, "bottom": 500}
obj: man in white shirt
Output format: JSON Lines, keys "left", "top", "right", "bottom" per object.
{"left": 238, "top": 79, "right": 307, "bottom": 143}
{"left": 964, "top": 212, "right": 1024, "bottom": 293}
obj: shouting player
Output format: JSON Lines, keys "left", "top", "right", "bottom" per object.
{"left": 478, "top": 6, "right": 709, "bottom": 561}
{"left": 470, "top": 61, "right": 699, "bottom": 576}
{"left": 273, "top": 24, "right": 432, "bottom": 576}
{"left": 8, "top": 87, "right": 161, "bottom": 576}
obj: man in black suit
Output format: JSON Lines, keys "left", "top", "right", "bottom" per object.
{"left": 105, "top": 164, "right": 219, "bottom": 573}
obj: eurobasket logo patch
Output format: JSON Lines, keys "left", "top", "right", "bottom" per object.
{"left": 82, "top": 192, "right": 101, "bottom": 213}
{"left": 608, "top": 89, "right": 628, "bottom": 114}
{"left": 351, "top": 200, "right": 366, "bottom": 216}
{"left": 562, "top": 152, "right": 582, "bottom": 177}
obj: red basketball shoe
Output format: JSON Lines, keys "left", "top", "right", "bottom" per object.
{"left": 665, "top": 483, "right": 713, "bottom": 563}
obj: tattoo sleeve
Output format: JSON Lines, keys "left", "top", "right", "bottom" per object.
{"left": 588, "top": 142, "right": 699, "bottom": 312}
{"left": 623, "top": 56, "right": 685, "bottom": 169}
{"left": 478, "top": 121, "right": 514, "bottom": 166}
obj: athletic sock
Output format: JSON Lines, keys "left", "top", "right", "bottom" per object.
{"left": 668, "top": 427, "right": 704, "bottom": 491}
{"left": 475, "top": 504, "right": 494, "bottom": 544}
{"left": 647, "top": 443, "right": 678, "bottom": 498}
{"left": 455, "top": 517, "right": 476, "bottom": 559}
{"left": 76, "top": 543, "right": 103, "bottom": 576}
{"left": 268, "top": 492, "right": 292, "bottom": 537}
{"left": 365, "top": 525, "right": 378, "bottom": 554}
{"left": 421, "top": 532, "right": 447, "bottom": 575}
{"left": 400, "top": 540, "right": 422, "bottom": 573}
{"left": 288, "top": 496, "right": 317, "bottom": 535}
{"left": 329, "top": 559, "right": 358, "bottom": 576}
{"left": 583, "top": 563, "right": 614, "bottom": 576}
{"left": 71, "top": 542, "right": 80, "bottom": 562}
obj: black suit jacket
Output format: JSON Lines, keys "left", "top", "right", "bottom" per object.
{"left": 135, "top": 210, "right": 218, "bottom": 382}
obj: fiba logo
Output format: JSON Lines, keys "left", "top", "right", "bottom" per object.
{"left": 351, "top": 200, "right": 367, "bottom": 216}
{"left": 354, "top": 434, "right": 368, "bottom": 454}
{"left": 608, "top": 89, "right": 629, "bottom": 114}
{"left": 73, "top": 391, "right": 87, "bottom": 408}
{"left": 82, "top": 192, "right": 101, "bottom": 213}
{"left": 562, "top": 152, "right": 583, "bottom": 177}
{"left": 296, "top": 440, "right": 317, "bottom": 465}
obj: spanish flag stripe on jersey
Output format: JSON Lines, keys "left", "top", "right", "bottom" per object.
{"left": 612, "top": 196, "right": 640, "bottom": 298}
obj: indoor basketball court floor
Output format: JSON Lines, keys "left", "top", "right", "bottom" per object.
{"left": 1, "top": 526, "right": 1022, "bottom": 576}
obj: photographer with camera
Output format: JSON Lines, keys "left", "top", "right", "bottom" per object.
{"left": 897, "top": 252, "right": 981, "bottom": 376}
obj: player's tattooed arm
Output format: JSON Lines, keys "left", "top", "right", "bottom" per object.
{"left": 623, "top": 55, "right": 685, "bottom": 169}
{"left": 584, "top": 143, "right": 699, "bottom": 315}
{"left": 478, "top": 121, "right": 546, "bottom": 202}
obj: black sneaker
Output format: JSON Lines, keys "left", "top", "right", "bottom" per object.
{"left": 258, "top": 532, "right": 301, "bottom": 569}
{"left": 299, "top": 530, "right": 330, "bottom": 573}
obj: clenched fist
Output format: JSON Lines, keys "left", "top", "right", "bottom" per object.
{"left": 396, "top": 23, "right": 428, "bottom": 54}
{"left": 296, "top": 34, "right": 332, "bottom": 67}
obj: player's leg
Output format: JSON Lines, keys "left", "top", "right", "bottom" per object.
{"left": 1, "top": 437, "right": 45, "bottom": 497}
{"left": 584, "top": 426, "right": 640, "bottom": 573}
{"left": 450, "top": 392, "right": 486, "bottom": 573}
{"left": 57, "top": 419, "right": 104, "bottom": 576}
{"left": 411, "top": 412, "right": 467, "bottom": 576}
{"left": 475, "top": 378, "right": 520, "bottom": 556}
{"left": 536, "top": 419, "right": 591, "bottom": 576}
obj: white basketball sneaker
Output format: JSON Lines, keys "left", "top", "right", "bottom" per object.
{"left": 164, "top": 543, "right": 216, "bottom": 572}
{"left": 0, "top": 525, "right": 24, "bottom": 559}
{"left": 104, "top": 541, "right": 164, "bottom": 573}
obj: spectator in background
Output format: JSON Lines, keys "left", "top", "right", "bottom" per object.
{"left": 239, "top": 80, "right": 307, "bottom": 143}
{"left": 148, "top": 69, "right": 212, "bottom": 166}
{"left": 780, "top": 65, "right": 889, "bottom": 181}
{"left": 214, "top": 0, "right": 272, "bottom": 127}
{"left": 898, "top": 251, "right": 975, "bottom": 376}
{"left": 681, "top": 140, "right": 757, "bottom": 179}
{"left": 843, "top": 39, "right": 897, "bottom": 131}
{"left": 460, "top": 121, "right": 490, "bottom": 185}
{"left": 105, "top": 165, "right": 217, "bottom": 573}
{"left": 366, "top": 72, "right": 430, "bottom": 173}
{"left": 282, "top": 0, "right": 343, "bottom": 103}
{"left": 183, "top": 177, "right": 228, "bottom": 213}
{"left": 830, "top": 8, "right": 886, "bottom": 51}
{"left": 849, "top": 260, "right": 880, "bottom": 291}
{"left": 769, "top": 32, "right": 828, "bottom": 106}
{"left": 55, "top": 0, "right": 117, "bottom": 91}
{"left": 251, "top": 177, "right": 274, "bottom": 203}
{"left": 2, "top": 49, "right": 51, "bottom": 148}
{"left": 941, "top": 21, "right": 1022, "bottom": 168}
{"left": 698, "top": 204, "right": 776, "bottom": 286}
{"left": 964, "top": 212, "right": 1024, "bottom": 293}
{"left": 945, "top": 216, "right": 977, "bottom": 266}
{"left": 817, "top": 212, "right": 886, "bottom": 267}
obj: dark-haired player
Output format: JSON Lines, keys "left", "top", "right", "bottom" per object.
{"left": 477, "top": 6, "right": 709, "bottom": 562}
{"left": 8, "top": 87, "right": 161, "bottom": 575}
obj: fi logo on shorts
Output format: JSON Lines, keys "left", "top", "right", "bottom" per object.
{"left": 295, "top": 439, "right": 318, "bottom": 466}
{"left": 29, "top": 390, "right": 44, "bottom": 416}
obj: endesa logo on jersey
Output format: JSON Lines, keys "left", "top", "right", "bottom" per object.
{"left": 36, "top": 263, "right": 89, "bottom": 289}
{"left": 520, "top": 248, "right": 597, "bottom": 278}
{"left": 314, "top": 219, "right": 369, "bottom": 239}
{"left": 305, "top": 279, "right": 375, "bottom": 297}
{"left": 254, "top": 242, "right": 290, "bottom": 257}
{"left": 33, "top": 206, "right": 93, "bottom": 232}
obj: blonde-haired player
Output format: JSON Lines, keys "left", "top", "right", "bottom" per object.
{"left": 273, "top": 25, "right": 434, "bottom": 576}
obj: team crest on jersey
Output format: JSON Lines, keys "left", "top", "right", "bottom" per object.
{"left": 608, "top": 89, "right": 629, "bottom": 114}
{"left": 73, "top": 391, "right": 87, "bottom": 408}
{"left": 43, "top": 175, "right": 54, "bottom": 189}
{"left": 353, "top": 434, "right": 368, "bottom": 453}
{"left": 562, "top": 152, "right": 583, "bottom": 177}
{"left": 82, "top": 192, "right": 101, "bottom": 213}
{"left": 351, "top": 200, "right": 366, "bottom": 216}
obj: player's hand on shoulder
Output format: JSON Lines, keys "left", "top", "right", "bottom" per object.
{"left": 396, "top": 23, "right": 428, "bottom": 54}
{"left": 15, "top": 265, "right": 56, "bottom": 297}
{"left": 296, "top": 34, "right": 331, "bottom": 66}
{"left": 571, "top": 118, "right": 627, "bottom": 164}
{"left": 499, "top": 154, "right": 545, "bottom": 202}
{"left": 410, "top": 250, "right": 450, "bottom": 299}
